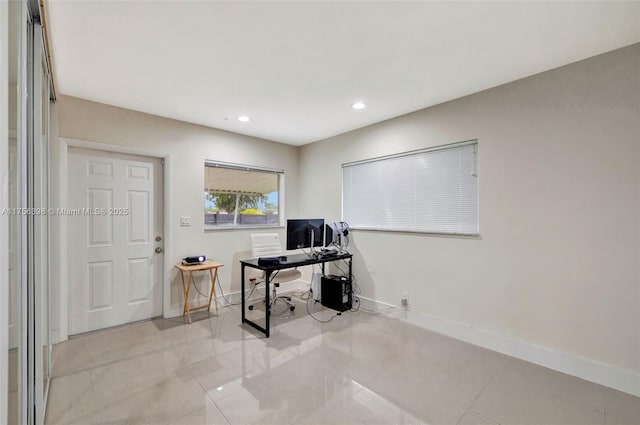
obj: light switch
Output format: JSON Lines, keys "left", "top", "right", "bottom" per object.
{"left": 180, "top": 216, "right": 191, "bottom": 226}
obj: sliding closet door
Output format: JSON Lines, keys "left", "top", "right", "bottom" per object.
{"left": 6, "top": 1, "right": 24, "bottom": 424}
{"left": 10, "top": 5, "right": 52, "bottom": 424}
{"left": 4, "top": 3, "right": 52, "bottom": 424}
{"left": 8, "top": 1, "right": 33, "bottom": 424}
{"left": 32, "top": 23, "right": 51, "bottom": 421}
{"left": 23, "top": 9, "right": 35, "bottom": 425}
{"left": 25, "top": 22, "right": 51, "bottom": 424}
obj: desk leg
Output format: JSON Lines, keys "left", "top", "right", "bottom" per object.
{"left": 240, "top": 264, "right": 270, "bottom": 338}
{"left": 265, "top": 272, "right": 270, "bottom": 338}
{"left": 241, "top": 264, "right": 246, "bottom": 323}
{"left": 207, "top": 268, "right": 220, "bottom": 316}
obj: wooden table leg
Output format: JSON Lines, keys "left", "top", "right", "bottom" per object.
{"left": 185, "top": 271, "right": 194, "bottom": 324}
{"left": 179, "top": 270, "right": 188, "bottom": 321}
{"left": 207, "top": 267, "right": 220, "bottom": 316}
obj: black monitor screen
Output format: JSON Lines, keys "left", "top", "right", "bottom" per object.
{"left": 286, "top": 219, "right": 324, "bottom": 250}
{"left": 324, "top": 223, "right": 335, "bottom": 247}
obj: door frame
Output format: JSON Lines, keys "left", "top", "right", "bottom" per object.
{"left": 0, "top": 1, "right": 9, "bottom": 423}
{"left": 57, "top": 137, "right": 172, "bottom": 342}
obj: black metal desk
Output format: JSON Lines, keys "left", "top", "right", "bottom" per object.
{"left": 240, "top": 252, "right": 353, "bottom": 337}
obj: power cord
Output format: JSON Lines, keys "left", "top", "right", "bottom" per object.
{"left": 305, "top": 291, "right": 341, "bottom": 323}
{"left": 348, "top": 271, "right": 361, "bottom": 312}
{"left": 191, "top": 277, "right": 209, "bottom": 299}
{"left": 214, "top": 273, "right": 260, "bottom": 306}
{"left": 350, "top": 294, "right": 361, "bottom": 312}
{"left": 334, "top": 261, "right": 346, "bottom": 276}
{"left": 215, "top": 270, "right": 283, "bottom": 307}
{"left": 299, "top": 290, "right": 311, "bottom": 301}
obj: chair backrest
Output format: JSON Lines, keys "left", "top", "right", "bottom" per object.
{"left": 250, "top": 233, "right": 302, "bottom": 283}
{"left": 251, "top": 233, "right": 283, "bottom": 258}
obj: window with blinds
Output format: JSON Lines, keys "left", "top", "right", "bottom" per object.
{"left": 342, "top": 141, "right": 478, "bottom": 235}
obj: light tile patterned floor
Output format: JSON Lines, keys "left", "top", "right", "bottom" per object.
{"left": 8, "top": 349, "right": 18, "bottom": 424}
{"left": 45, "top": 295, "right": 640, "bottom": 425}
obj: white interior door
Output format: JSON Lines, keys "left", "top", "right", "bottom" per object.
{"left": 68, "top": 148, "right": 163, "bottom": 335}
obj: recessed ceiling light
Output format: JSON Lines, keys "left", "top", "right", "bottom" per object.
{"left": 238, "top": 116, "right": 251, "bottom": 122}
{"left": 352, "top": 102, "right": 366, "bottom": 110}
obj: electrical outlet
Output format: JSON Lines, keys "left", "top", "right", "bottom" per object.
{"left": 401, "top": 291, "right": 409, "bottom": 307}
{"left": 180, "top": 216, "right": 191, "bottom": 226}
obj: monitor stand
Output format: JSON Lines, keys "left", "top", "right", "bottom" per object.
{"left": 308, "top": 229, "right": 318, "bottom": 258}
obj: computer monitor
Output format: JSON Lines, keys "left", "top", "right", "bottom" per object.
{"left": 286, "top": 219, "right": 324, "bottom": 250}
{"left": 325, "top": 222, "right": 350, "bottom": 250}
{"left": 324, "top": 223, "right": 336, "bottom": 247}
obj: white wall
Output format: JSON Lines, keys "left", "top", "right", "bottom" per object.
{"left": 299, "top": 44, "right": 640, "bottom": 375}
{"left": 55, "top": 96, "right": 301, "bottom": 327}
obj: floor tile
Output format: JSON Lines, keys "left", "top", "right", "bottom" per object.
{"left": 392, "top": 333, "right": 508, "bottom": 406}
{"left": 365, "top": 367, "right": 469, "bottom": 424}
{"left": 50, "top": 336, "right": 92, "bottom": 377}
{"left": 90, "top": 347, "right": 187, "bottom": 399}
{"left": 288, "top": 398, "right": 365, "bottom": 425}
{"left": 44, "top": 370, "right": 96, "bottom": 425}
{"left": 457, "top": 410, "right": 501, "bottom": 425}
{"left": 81, "top": 374, "right": 210, "bottom": 425}
{"left": 8, "top": 349, "right": 18, "bottom": 392}
{"left": 471, "top": 358, "right": 606, "bottom": 425}
{"left": 83, "top": 319, "right": 171, "bottom": 368}
{"left": 167, "top": 403, "right": 230, "bottom": 425}
{"left": 8, "top": 391, "right": 19, "bottom": 425}
{"left": 339, "top": 381, "right": 427, "bottom": 425}
{"left": 605, "top": 387, "right": 640, "bottom": 425}
{"left": 45, "top": 294, "right": 640, "bottom": 425}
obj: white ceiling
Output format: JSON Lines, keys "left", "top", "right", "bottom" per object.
{"left": 46, "top": 1, "right": 640, "bottom": 146}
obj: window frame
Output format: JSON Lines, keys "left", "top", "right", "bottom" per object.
{"left": 341, "top": 140, "right": 479, "bottom": 236}
{"left": 204, "top": 160, "right": 284, "bottom": 230}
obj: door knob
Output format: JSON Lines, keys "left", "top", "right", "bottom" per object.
{"left": 155, "top": 247, "right": 163, "bottom": 254}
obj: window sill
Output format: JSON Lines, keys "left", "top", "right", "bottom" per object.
{"left": 350, "top": 227, "right": 480, "bottom": 237}
{"left": 204, "top": 224, "right": 285, "bottom": 232}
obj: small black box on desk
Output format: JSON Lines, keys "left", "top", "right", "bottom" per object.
{"left": 321, "top": 275, "right": 352, "bottom": 312}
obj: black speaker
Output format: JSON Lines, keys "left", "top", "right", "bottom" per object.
{"left": 258, "top": 257, "right": 280, "bottom": 266}
{"left": 321, "top": 275, "right": 352, "bottom": 312}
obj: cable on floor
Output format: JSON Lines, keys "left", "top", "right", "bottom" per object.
{"left": 305, "top": 292, "right": 341, "bottom": 323}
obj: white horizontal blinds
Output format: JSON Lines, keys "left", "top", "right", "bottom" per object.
{"left": 342, "top": 141, "right": 478, "bottom": 234}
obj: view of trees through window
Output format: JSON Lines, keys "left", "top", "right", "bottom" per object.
{"left": 204, "top": 163, "right": 281, "bottom": 227}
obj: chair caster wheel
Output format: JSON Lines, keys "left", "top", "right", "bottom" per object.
{"left": 290, "top": 306, "right": 295, "bottom": 311}
{"left": 248, "top": 305, "right": 254, "bottom": 310}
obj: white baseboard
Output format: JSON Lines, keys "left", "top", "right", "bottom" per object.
{"left": 50, "top": 329, "right": 60, "bottom": 345}
{"left": 358, "top": 296, "right": 640, "bottom": 398}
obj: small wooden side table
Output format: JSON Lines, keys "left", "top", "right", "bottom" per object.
{"left": 175, "top": 260, "right": 224, "bottom": 324}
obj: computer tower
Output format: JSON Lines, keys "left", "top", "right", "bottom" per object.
{"left": 321, "top": 275, "right": 352, "bottom": 312}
